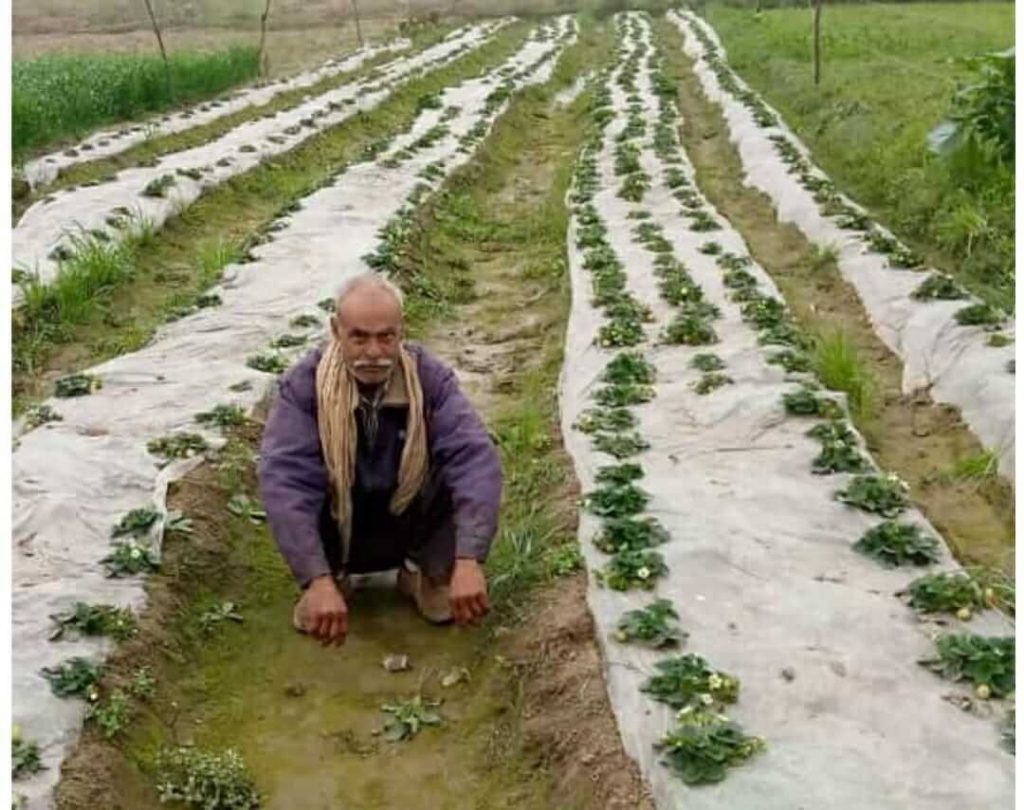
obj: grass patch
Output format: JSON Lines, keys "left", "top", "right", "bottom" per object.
{"left": 810, "top": 328, "right": 877, "bottom": 421}
{"left": 705, "top": 3, "right": 1015, "bottom": 310}
{"left": 14, "top": 47, "right": 261, "bottom": 159}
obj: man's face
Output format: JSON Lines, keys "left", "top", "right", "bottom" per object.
{"left": 332, "top": 285, "right": 403, "bottom": 387}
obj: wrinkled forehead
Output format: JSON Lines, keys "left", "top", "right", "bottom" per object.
{"left": 336, "top": 286, "right": 403, "bottom": 332}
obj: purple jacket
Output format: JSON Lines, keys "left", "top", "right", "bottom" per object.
{"left": 259, "top": 343, "right": 503, "bottom": 587}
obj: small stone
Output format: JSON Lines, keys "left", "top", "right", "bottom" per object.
{"left": 781, "top": 667, "right": 796, "bottom": 682}
{"left": 440, "top": 667, "right": 469, "bottom": 688}
{"left": 382, "top": 654, "right": 410, "bottom": 673}
{"left": 284, "top": 681, "right": 307, "bottom": 697}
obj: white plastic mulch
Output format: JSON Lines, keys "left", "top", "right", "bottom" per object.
{"left": 669, "top": 10, "right": 1015, "bottom": 482}
{"left": 559, "top": 13, "right": 1013, "bottom": 810}
{"left": 13, "top": 21, "right": 507, "bottom": 291}
{"left": 11, "top": 16, "right": 575, "bottom": 810}
{"left": 20, "top": 38, "right": 410, "bottom": 189}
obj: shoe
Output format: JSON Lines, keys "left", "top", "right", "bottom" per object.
{"left": 397, "top": 560, "right": 453, "bottom": 625}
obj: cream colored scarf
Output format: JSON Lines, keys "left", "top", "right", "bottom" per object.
{"left": 315, "top": 340, "right": 429, "bottom": 566}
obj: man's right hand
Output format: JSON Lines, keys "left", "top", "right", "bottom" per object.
{"left": 305, "top": 575, "right": 349, "bottom": 646}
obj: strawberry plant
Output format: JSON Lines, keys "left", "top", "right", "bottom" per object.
{"left": 49, "top": 603, "right": 137, "bottom": 641}
{"left": 837, "top": 474, "right": 909, "bottom": 517}
{"left": 142, "top": 174, "right": 176, "bottom": 198}
{"left": 641, "top": 654, "right": 739, "bottom": 710}
{"left": 584, "top": 483, "right": 649, "bottom": 518}
{"left": 112, "top": 507, "right": 161, "bottom": 538}
{"left": 664, "top": 313, "right": 718, "bottom": 346}
{"left": 317, "top": 298, "right": 335, "bottom": 313}
{"left": 688, "top": 211, "right": 720, "bottom": 232}
{"left": 55, "top": 373, "right": 102, "bottom": 398}
{"left": 603, "top": 351, "right": 656, "bottom": 385}
{"left": 270, "top": 333, "right": 307, "bottom": 349}
{"left": 760, "top": 322, "right": 813, "bottom": 350}
{"left": 694, "top": 373, "right": 732, "bottom": 395}
{"left": 12, "top": 735, "right": 42, "bottom": 780}
{"left": 595, "top": 516, "right": 670, "bottom": 553}
{"left": 698, "top": 241, "right": 722, "bottom": 255}
{"left": 618, "top": 172, "right": 650, "bottom": 203}
{"left": 593, "top": 432, "right": 650, "bottom": 459}
{"left": 595, "top": 383, "right": 654, "bottom": 407}
{"left": 199, "top": 601, "right": 244, "bottom": 635}
{"left": 597, "top": 317, "right": 646, "bottom": 348}
{"left": 545, "top": 544, "right": 584, "bottom": 577}
{"left": 783, "top": 387, "right": 842, "bottom": 419}
{"left": 380, "top": 696, "right": 443, "bottom": 742}
{"left": 23, "top": 405, "right": 63, "bottom": 429}
{"left": 766, "top": 349, "right": 812, "bottom": 373}
{"left": 955, "top": 302, "right": 1005, "bottom": 328}
{"left": 903, "top": 572, "right": 986, "bottom": 616}
{"left": 911, "top": 273, "right": 969, "bottom": 302}
{"left": 615, "top": 599, "right": 686, "bottom": 648}
{"left": 741, "top": 296, "right": 787, "bottom": 329}
{"left": 102, "top": 540, "right": 159, "bottom": 577}
{"left": 289, "top": 314, "right": 320, "bottom": 329}
{"left": 807, "top": 421, "right": 868, "bottom": 474}
{"left": 920, "top": 634, "right": 1014, "bottom": 698}
{"left": 656, "top": 709, "right": 764, "bottom": 786}
{"left": 196, "top": 404, "right": 247, "bottom": 428}
{"left": 156, "top": 745, "right": 262, "bottom": 809}
{"left": 147, "top": 432, "right": 209, "bottom": 461}
{"left": 41, "top": 657, "right": 101, "bottom": 698}
{"left": 853, "top": 520, "right": 939, "bottom": 567}
{"left": 573, "top": 407, "right": 638, "bottom": 435}
{"left": 595, "top": 548, "right": 667, "bottom": 591}
{"left": 595, "top": 463, "right": 644, "bottom": 487}
{"left": 691, "top": 354, "right": 726, "bottom": 372}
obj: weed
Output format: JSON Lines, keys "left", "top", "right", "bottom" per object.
{"left": 545, "top": 545, "right": 584, "bottom": 577}
{"left": 805, "top": 243, "right": 839, "bottom": 272}
{"left": 87, "top": 689, "right": 133, "bottom": 739}
{"left": 615, "top": 599, "right": 685, "bottom": 648}
{"left": 920, "top": 634, "right": 1014, "bottom": 698}
{"left": 853, "top": 520, "right": 939, "bottom": 567}
{"left": 199, "top": 601, "right": 244, "bottom": 635}
{"left": 380, "top": 696, "right": 443, "bottom": 742}
{"left": 227, "top": 494, "right": 267, "bottom": 524}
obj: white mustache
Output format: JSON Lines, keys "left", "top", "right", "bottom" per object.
{"left": 352, "top": 359, "right": 393, "bottom": 370}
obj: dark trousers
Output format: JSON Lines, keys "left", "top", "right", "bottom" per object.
{"left": 318, "top": 473, "right": 456, "bottom": 583}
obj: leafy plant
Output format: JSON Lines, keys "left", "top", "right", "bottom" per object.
{"left": 112, "top": 507, "right": 161, "bottom": 538}
{"left": 246, "top": 353, "right": 288, "bottom": 374}
{"left": 694, "top": 373, "right": 732, "bottom": 395}
{"left": 147, "top": 432, "right": 209, "bottom": 461}
{"left": 594, "top": 516, "right": 670, "bottom": 554}
{"left": 101, "top": 540, "right": 159, "bottom": 577}
{"left": 602, "top": 351, "right": 656, "bottom": 385}
{"left": 87, "top": 689, "right": 133, "bottom": 739}
{"left": 911, "top": 273, "right": 969, "bottom": 301}
{"left": 595, "top": 463, "right": 644, "bottom": 487}
{"left": 782, "top": 387, "right": 842, "bottom": 419}
{"left": 690, "top": 353, "right": 725, "bottom": 372}
{"left": 656, "top": 710, "right": 764, "bottom": 786}
{"left": 54, "top": 373, "right": 102, "bottom": 398}
{"left": 837, "top": 474, "right": 910, "bottom": 517}
{"left": 12, "top": 735, "right": 42, "bottom": 780}
{"left": 615, "top": 599, "right": 685, "bottom": 649}
{"left": 920, "top": 633, "right": 1014, "bottom": 698}
{"left": 227, "top": 493, "right": 267, "bottom": 524}
{"left": 592, "top": 431, "right": 650, "bottom": 460}
{"left": 583, "top": 483, "right": 649, "bottom": 518}
{"left": 196, "top": 404, "right": 247, "bottom": 427}
{"left": 853, "top": 521, "right": 940, "bottom": 567}
{"left": 156, "top": 745, "right": 262, "bottom": 809}
{"left": 573, "top": 407, "right": 637, "bottom": 435}
{"left": 196, "top": 601, "right": 244, "bottom": 636}
{"left": 698, "top": 241, "right": 722, "bottom": 255}
{"left": 642, "top": 654, "right": 739, "bottom": 711}
{"left": 23, "top": 405, "right": 63, "bottom": 429}
{"left": 955, "top": 302, "right": 1005, "bottom": 327}
{"left": 142, "top": 174, "right": 176, "bottom": 198}
{"left": 806, "top": 421, "right": 868, "bottom": 475}
{"left": 595, "top": 549, "right": 667, "bottom": 591}
{"left": 41, "top": 657, "right": 101, "bottom": 698}
{"left": 663, "top": 313, "right": 717, "bottom": 346}
{"left": 49, "top": 603, "right": 137, "bottom": 641}
{"left": 903, "top": 572, "right": 986, "bottom": 616}
{"left": 596, "top": 318, "right": 646, "bottom": 349}
{"left": 766, "top": 349, "right": 812, "bottom": 374}
{"left": 618, "top": 171, "right": 650, "bottom": 203}
{"left": 380, "top": 696, "right": 443, "bottom": 742}
{"left": 595, "top": 382, "right": 655, "bottom": 408}
{"left": 545, "top": 545, "right": 584, "bottom": 577}
{"left": 290, "top": 314, "right": 320, "bottom": 329}
{"left": 271, "top": 333, "right": 306, "bottom": 349}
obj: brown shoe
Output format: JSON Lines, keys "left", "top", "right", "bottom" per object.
{"left": 397, "top": 560, "right": 453, "bottom": 625}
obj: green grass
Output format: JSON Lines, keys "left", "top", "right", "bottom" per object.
{"left": 704, "top": 2, "right": 1015, "bottom": 310}
{"left": 811, "top": 328, "right": 877, "bottom": 421}
{"left": 13, "top": 47, "right": 262, "bottom": 159}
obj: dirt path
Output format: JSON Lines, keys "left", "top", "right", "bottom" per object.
{"left": 53, "top": 20, "right": 652, "bottom": 810}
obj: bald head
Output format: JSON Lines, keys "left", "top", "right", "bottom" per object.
{"left": 331, "top": 273, "right": 405, "bottom": 386}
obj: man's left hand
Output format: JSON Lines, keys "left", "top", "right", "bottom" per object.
{"left": 449, "top": 558, "right": 489, "bottom": 625}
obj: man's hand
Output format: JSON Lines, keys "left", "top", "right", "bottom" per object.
{"left": 449, "top": 558, "right": 489, "bottom": 626}
{"left": 305, "top": 575, "right": 348, "bottom": 646}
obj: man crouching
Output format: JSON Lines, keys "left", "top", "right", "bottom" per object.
{"left": 259, "top": 272, "right": 502, "bottom": 646}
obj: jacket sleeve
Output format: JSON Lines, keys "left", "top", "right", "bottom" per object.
{"left": 423, "top": 357, "right": 503, "bottom": 562}
{"left": 258, "top": 361, "right": 332, "bottom": 588}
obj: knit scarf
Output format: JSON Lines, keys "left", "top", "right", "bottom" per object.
{"left": 315, "top": 340, "right": 428, "bottom": 566}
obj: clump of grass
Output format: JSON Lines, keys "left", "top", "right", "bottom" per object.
{"left": 155, "top": 746, "right": 262, "bottom": 809}
{"left": 13, "top": 46, "right": 261, "bottom": 156}
{"left": 853, "top": 520, "right": 939, "bottom": 567}
{"left": 810, "top": 330, "right": 876, "bottom": 419}
{"left": 805, "top": 243, "right": 839, "bottom": 272}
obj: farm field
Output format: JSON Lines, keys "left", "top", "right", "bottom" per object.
{"left": 704, "top": 2, "right": 1015, "bottom": 311}
{"left": 9, "top": 5, "right": 1016, "bottom": 810}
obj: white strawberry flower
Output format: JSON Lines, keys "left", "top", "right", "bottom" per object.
{"left": 637, "top": 566, "right": 651, "bottom": 580}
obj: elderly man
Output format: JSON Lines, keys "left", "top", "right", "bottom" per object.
{"left": 259, "top": 272, "right": 502, "bottom": 646}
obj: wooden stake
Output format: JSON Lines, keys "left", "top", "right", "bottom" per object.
{"left": 813, "top": 0, "right": 823, "bottom": 86}
{"left": 259, "top": 0, "right": 273, "bottom": 77}
{"left": 141, "top": 0, "right": 171, "bottom": 97}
